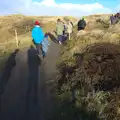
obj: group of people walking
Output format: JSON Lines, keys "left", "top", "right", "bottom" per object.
{"left": 110, "top": 13, "right": 120, "bottom": 25}
{"left": 31, "top": 17, "right": 87, "bottom": 59}
{"left": 56, "top": 18, "right": 73, "bottom": 44}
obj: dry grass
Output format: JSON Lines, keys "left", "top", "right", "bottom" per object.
{"left": 55, "top": 14, "right": 120, "bottom": 120}
{"left": 0, "top": 14, "right": 74, "bottom": 70}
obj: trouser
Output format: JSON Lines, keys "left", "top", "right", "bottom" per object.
{"left": 36, "top": 43, "right": 46, "bottom": 57}
{"left": 35, "top": 43, "right": 42, "bottom": 55}
{"left": 58, "top": 35, "right": 63, "bottom": 42}
{"left": 32, "top": 40, "right": 45, "bottom": 56}
{"left": 63, "top": 31, "right": 65, "bottom": 35}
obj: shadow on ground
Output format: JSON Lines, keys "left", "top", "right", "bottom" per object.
{"left": 48, "top": 32, "right": 59, "bottom": 44}
{"left": 0, "top": 49, "right": 19, "bottom": 117}
{"left": 0, "top": 49, "right": 19, "bottom": 94}
{"left": 24, "top": 45, "right": 41, "bottom": 120}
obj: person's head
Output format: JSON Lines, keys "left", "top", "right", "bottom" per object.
{"left": 45, "top": 33, "right": 49, "bottom": 37}
{"left": 35, "top": 20, "right": 40, "bottom": 26}
{"left": 82, "top": 16, "right": 85, "bottom": 20}
{"left": 57, "top": 18, "right": 61, "bottom": 23}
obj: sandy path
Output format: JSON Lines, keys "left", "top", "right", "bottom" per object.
{"left": 0, "top": 38, "right": 60, "bottom": 120}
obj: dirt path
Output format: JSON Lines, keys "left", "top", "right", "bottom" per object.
{"left": 0, "top": 38, "right": 60, "bottom": 120}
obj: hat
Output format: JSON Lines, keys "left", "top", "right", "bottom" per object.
{"left": 35, "top": 20, "right": 40, "bottom": 25}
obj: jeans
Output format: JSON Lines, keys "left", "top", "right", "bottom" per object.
{"left": 35, "top": 43, "right": 44, "bottom": 55}
{"left": 58, "top": 35, "right": 63, "bottom": 42}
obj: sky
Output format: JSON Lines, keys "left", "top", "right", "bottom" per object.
{"left": 0, "top": 0, "right": 120, "bottom": 16}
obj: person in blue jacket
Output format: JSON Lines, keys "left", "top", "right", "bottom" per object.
{"left": 32, "top": 20, "right": 45, "bottom": 58}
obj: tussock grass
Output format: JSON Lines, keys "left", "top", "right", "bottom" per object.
{"left": 0, "top": 15, "right": 61, "bottom": 71}
{"left": 54, "top": 15, "right": 120, "bottom": 120}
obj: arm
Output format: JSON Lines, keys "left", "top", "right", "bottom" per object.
{"left": 84, "top": 21, "right": 86, "bottom": 27}
{"left": 32, "top": 28, "right": 35, "bottom": 40}
{"left": 70, "top": 21, "right": 74, "bottom": 27}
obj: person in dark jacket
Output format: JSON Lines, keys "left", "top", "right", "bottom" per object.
{"left": 77, "top": 17, "right": 86, "bottom": 31}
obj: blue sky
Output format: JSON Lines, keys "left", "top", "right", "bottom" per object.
{"left": 0, "top": 0, "right": 120, "bottom": 16}
{"left": 33, "top": 0, "right": 119, "bottom": 9}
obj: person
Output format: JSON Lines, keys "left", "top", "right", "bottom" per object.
{"left": 62, "top": 22, "right": 68, "bottom": 41}
{"left": 118, "top": 12, "right": 120, "bottom": 19}
{"left": 41, "top": 33, "right": 50, "bottom": 58}
{"left": 110, "top": 14, "right": 115, "bottom": 25}
{"left": 66, "top": 20, "right": 73, "bottom": 40}
{"left": 77, "top": 17, "right": 86, "bottom": 31}
{"left": 32, "top": 20, "right": 45, "bottom": 58}
{"left": 113, "top": 14, "right": 119, "bottom": 24}
{"left": 56, "top": 19, "right": 64, "bottom": 45}
{"left": 62, "top": 22, "right": 67, "bottom": 36}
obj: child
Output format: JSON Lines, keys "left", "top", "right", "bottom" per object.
{"left": 41, "top": 33, "right": 50, "bottom": 58}
{"left": 32, "top": 20, "right": 45, "bottom": 58}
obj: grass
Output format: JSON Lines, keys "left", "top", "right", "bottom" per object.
{"left": 1, "top": 14, "right": 120, "bottom": 120}
{"left": 53, "top": 15, "right": 120, "bottom": 120}
{"left": 0, "top": 15, "right": 59, "bottom": 72}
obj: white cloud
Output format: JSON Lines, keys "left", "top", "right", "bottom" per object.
{"left": 116, "top": 4, "right": 120, "bottom": 13}
{"left": 0, "top": 0, "right": 112, "bottom": 16}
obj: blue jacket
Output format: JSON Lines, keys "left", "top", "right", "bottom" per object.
{"left": 32, "top": 26, "right": 44, "bottom": 44}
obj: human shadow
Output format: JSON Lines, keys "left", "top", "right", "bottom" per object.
{"left": 0, "top": 49, "right": 19, "bottom": 117}
{"left": 0, "top": 49, "right": 19, "bottom": 94}
{"left": 48, "top": 32, "right": 59, "bottom": 44}
{"left": 25, "top": 46, "right": 41, "bottom": 120}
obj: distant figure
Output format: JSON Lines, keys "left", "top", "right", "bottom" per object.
{"left": 62, "top": 22, "right": 67, "bottom": 36}
{"left": 56, "top": 19, "right": 64, "bottom": 45}
{"left": 62, "top": 22, "right": 68, "bottom": 41}
{"left": 66, "top": 20, "right": 73, "bottom": 40}
{"left": 110, "top": 14, "right": 115, "bottom": 25}
{"left": 113, "top": 14, "right": 119, "bottom": 24}
{"left": 77, "top": 17, "right": 86, "bottom": 31}
{"left": 116, "top": 13, "right": 120, "bottom": 19}
{"left": 32, "top": 20, "right": 45, "bottom": 58}
{"left": 118, "top": 13, "right": 120, "bottom": 19}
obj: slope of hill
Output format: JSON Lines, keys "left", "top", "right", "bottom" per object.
{"left": 1, "top": 14, "right": 120, "bottom": 120}
{"left": 52, "top": 14, "right": 120, "bottom": 120}
{"left": 0, "top": 15, "right": 77, "bottom": 69}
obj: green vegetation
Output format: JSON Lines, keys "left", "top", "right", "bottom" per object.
{"left": 0, "top": 15, "right": 56, "bottom": 71}
{"left": 51, "top": 16, "right": 120, "bottom": 120}
{"left": 1, "top": 14, "right": 120, "bottom": 120}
